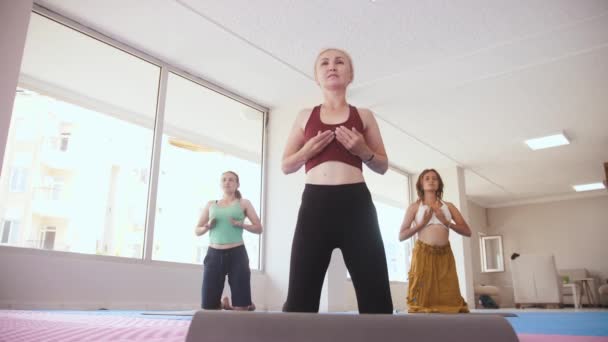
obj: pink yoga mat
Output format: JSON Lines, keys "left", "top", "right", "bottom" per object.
{"left": 0, "top": 310, "right": 189, "bottom": 342}
{"left": 518, "top": 334, "right": 608, "bottom": 342}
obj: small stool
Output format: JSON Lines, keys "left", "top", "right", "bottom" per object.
{"left": 474, "top": 285, "right": 500, "bottom": 308}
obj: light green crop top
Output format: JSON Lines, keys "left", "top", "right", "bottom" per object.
{"left": 208, "top": 200, "right": 246, "bottom": 244}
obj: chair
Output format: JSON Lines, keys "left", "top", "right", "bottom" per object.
{"left": 561, "top": 283, "right": 581, "bottom": 309}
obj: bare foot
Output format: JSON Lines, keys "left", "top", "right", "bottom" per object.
{"left": 221, "top": 296, "right": 256, "bottom": 311}
{"left": 233, "top": 303, "right": 256, "bottom": 311}
{"left": 221, "top": 296, "right": 232, "bottom": 310}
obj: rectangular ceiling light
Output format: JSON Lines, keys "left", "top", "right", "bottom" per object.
{"left": 525, "top": 133, "right": 569, "bottom": 150}
{"left": 573, "top": 182, "right": 606, "bottom": 192}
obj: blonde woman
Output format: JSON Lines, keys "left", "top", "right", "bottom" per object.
{"left": 281, "top": 48, "right": 393, "bottom": 314}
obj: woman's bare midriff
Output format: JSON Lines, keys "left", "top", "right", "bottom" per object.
{"left": 417, "top": 224, "right": 450, "bottom": 247}
{"left": 210, "top": 241, "right": 245, "bottom": 250}
{"left": 305, "top": 161, "right": 364, "bottom": 185}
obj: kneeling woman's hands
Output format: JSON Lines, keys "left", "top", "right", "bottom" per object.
{"left": 230, "top": 217, "right": 244, "bottom": 228}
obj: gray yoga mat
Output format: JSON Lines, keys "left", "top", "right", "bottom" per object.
{"left": 143, "top": 310, "right": 517, "bottom": 317}
{"left": 185, "top": 310, "right": 519, "bottom": 342}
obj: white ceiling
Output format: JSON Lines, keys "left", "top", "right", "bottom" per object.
{"left": 36, "top": 0, "right": 608, "bottom": 207}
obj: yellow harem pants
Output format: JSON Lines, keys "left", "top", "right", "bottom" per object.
{"left": 407, "top": 239, "right": 469, "bottom": 313}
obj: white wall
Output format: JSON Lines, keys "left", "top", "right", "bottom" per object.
{"left": 486, "top": 194, "right": 608, "bottom": 307}
{"left": 0, "top": 0, "right": 33, "bottom": 174}
{"left": 439, "top": 166, "right": 475, "bottom": 308}
{"left": 0, "top": 246, "right": 266, "bottom": 310}
{"left": 468, "top": 200, "right": 494, "bottom": 287}
{"left": 261, "top": 103, "right": 304, "bottom": 310}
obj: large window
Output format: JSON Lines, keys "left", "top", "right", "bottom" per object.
{"left": 0, "top": 12, "right": 266, "bottom": 268}
{"left": 1, "top": 90, "right": 158, "bottom": 256}
{"left": 0, "top": 12, "right": 159, "bottom": 257}
{"left": 364, "top": 167, "right": 412, "bottom": 282}
{"left": 152, "top": 73, "right": 265, "bottom": 269}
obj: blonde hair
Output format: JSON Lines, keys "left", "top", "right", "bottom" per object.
{"left": 314, "top": 48, "right": 354, "bottom": 84}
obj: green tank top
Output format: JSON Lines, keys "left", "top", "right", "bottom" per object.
{"left": 209, "top": 200, "right": 246, "bottom": 244}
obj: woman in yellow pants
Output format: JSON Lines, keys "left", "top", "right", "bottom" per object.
{"left": 399, "top": 169, "right": 472, "bottom": 313}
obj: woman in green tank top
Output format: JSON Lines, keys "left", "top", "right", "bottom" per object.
{"left": 195, "top": 171, "right": 263, "bottom": 310}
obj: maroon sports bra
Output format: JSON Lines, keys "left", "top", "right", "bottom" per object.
{"left": 304, "top": 105, "right": 365, "bottom": 173}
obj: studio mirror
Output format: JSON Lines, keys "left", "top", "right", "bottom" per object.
{"left": 480, "top": 235, "right": 505, "bottom": 273}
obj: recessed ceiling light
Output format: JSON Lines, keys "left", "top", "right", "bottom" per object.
{"left": 573, "top": 182, "right": 606, "bottom": 192}
{"left": 525, "top": 132, "right": 569, "bottom": 150}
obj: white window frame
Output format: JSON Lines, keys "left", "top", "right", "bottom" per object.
{"left": 389, "top": 166, "right": 413, "bottom": 283}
